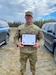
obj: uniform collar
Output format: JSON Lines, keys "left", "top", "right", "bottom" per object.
{"left": 25, "top": 23, "right": 33, "bottom": 27}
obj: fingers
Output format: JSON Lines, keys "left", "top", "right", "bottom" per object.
{"left": 17, "top": 42, "right": 24, "bottom": 47}
{"left": 33, "top": 43, "right": 40, "bottom": 48}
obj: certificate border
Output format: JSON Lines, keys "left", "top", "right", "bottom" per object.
{"left": 21, "top": 34, "right": 36, "bottom": 45}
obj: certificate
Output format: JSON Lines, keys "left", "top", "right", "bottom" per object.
{"left": 22, "top": 34, "right": 36, "bottom": 45}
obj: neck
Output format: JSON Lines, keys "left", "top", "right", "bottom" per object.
{"left": 26, "top": 22, "right": 32, "bottom": 25}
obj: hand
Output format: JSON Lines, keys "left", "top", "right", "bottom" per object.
{"left": 17, "top": 42, "right": 24, "bottom": 48}
{"left": 33, "top": 43, "right": 40, "bottom": 48}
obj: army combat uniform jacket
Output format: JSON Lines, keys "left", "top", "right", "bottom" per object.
{"left": 14, "top": 23, "right": 42, "bottom": 53}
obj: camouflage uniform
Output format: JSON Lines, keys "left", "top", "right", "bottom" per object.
{"left": 14, "top": 23, "right": 42, "bottom": 75}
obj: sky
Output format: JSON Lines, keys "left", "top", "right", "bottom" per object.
{"left": 0, "top": 0, "right": 56, "bottom": 23}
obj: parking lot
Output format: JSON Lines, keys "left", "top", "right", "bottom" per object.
{"left": 0, "top": 27, "right": 56, "bottom": 75}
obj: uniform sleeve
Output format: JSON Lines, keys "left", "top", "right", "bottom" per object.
{"left": 37, "top": 29, "right": 43, "bottom": 41}
{"left": 14, "top": 29, "right": 20, "bottom": 46}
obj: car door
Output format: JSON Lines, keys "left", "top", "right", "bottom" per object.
{"left": 0, "top": 24, "right": 6, "bottom": 43}
{"left": 42, "top": 24, "right": 50, "bottom": 44}
{"left": 0, "top": 26, "right": 2, "bottom": 43}
{"left": 46, "top": 24, "right": 55, "bottom": 52}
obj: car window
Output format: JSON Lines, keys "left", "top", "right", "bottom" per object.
{"left": 48, "top": 24, "right": 55, "bottom": 32}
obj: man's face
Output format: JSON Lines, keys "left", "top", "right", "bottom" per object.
{"left": 25, "top": 15, "right": 33, "bottom": 24}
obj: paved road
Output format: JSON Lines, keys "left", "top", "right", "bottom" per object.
{"left": 0, "top": 27, "right": 56, "bottom": 75}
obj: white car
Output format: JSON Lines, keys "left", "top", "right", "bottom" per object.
{"left": 0, "top": 20, "right": 10, "bottom": 46}
{"left": 42, "top": 22, "right": 56, "bottom": 62}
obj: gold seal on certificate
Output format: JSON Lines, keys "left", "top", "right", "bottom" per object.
{"left": 22, "top": 34, "right": 36, "bottom": 45}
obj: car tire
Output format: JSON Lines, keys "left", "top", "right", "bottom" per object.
{"left": 5, "top": 34, "right": 9, "bottom": 44}
{"left": 54, "top": 47, "right": 56, "bottom": 63}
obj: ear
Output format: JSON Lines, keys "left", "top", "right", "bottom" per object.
{"left": 25, "top": 16, "right": 26, "bottom": 19}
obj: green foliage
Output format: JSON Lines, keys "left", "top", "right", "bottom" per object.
{"left": 8, "top": 19, "right": 56, "bottom": 28}
{"left": 8, "top": 22, "right": 22, "bottom": 27}
{"left": 33, "top": 19, "right": 56, "bottom": 28}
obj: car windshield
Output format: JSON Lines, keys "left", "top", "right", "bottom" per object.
{"left": 42, "top": 23, "right": 50, "bottom": 31}
{"left": 48, "top": 23, "right": 55, "bottom": 32}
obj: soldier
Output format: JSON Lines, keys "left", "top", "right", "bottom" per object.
{"left": 14, "top": 11, "right": 42, "bottom": 75}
